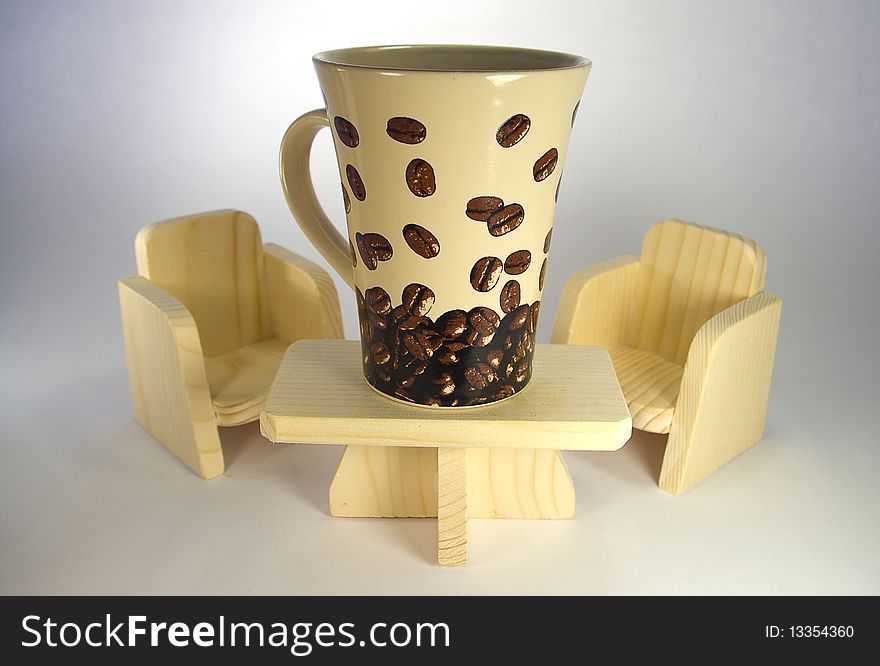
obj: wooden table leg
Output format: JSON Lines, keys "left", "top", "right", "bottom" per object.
{"left": 437, "top": 447, "right": 468, "bottom": 566}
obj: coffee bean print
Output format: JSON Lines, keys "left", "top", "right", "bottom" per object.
{"left": 465, "top": 196, "right": 504, "bottom": 222}
{"left": 403, "top": 329, "right": 441, "bottom": 360}
{"left": 356, "top": 285, "right": 540, "bottom": 406}
{"left": 464, "top": 362, "right": 497, "bottom": 390}
{"left": 529, "top": 300, "right": 541, "bottom": 335}
{"left": 539, "top": 257, "right": 547, "bottom": 290}
{"left": 499, "top": 280, "right": 521, "bottom": 313}
{"left": 533, "top": 148, "right": 558, "bottom": 182}
{"left": 387, "top": 117, "right": 426, "bottom": 144}
{"left": 572, "top": 100, "right": 580, "bottom": 127}
{"left": 544, "top": 229, "right": 552, "bottom": 253}
{"left": 504, "top": 250, "right": 531, "bottom": 275}
{"left": 371, "top": 341, "right": 391, "bottom": 365}
{"left": 470, "top": 256, "right": 503, "bottom": 292}
{"left": 405, "top": 159, "right": 436, "bottom": 197}
{"left": 467, "top": 306, "right": 500, "bottom": 347}
{"left": 555, "top": 177, "right": 562, "bottom": 202}
{"left": 402, "top": 223, "right": 440, "bottom": 259}
{"left": 391, "top": 305, "right": 422, "bottom": 330}
{"left": 355, "top": 232, "right": 392, "bottom": 270}
{"left": 496, "top": 113, "right": 531, "bottom": 148}
{"left": 401, "top": 283, "right": 434, "bottom": 316}
{"left": 436, "top": 310, "right": 468, "bottom": 339}
{"left": 334, "top": 116, "right": 359, "bottom": 148}
{"left": 346, "top": 164, "right": 366, "bottom": 200}
{"left": 507, "top": 304, "right": 530, "bottom": 331}
{"left": 365, "top": 286, "right": 392, "bottom": 315}
{"left": 432, "top": 371, "right": 455, "bottom": 396}
{"left": 349, "top": 238, "right": 357, "bottom": 267}
{"left": 342, "top": 182, "right": 351, "bottom": 213}
{"left": 487, "top": 203, "right": 525, "bottom": 237}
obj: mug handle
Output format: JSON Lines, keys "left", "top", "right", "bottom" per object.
{"left": 279, "top": 108, "right": 354, "bottom": 289}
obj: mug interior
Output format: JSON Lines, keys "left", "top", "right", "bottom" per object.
{"left": 314, "top": 45, "right": 589, "bottom": 73}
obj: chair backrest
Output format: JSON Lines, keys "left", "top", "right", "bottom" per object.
{"left": 135, "top": 210, "right": 273, "bottom": 357}
{"left": 626, "top": 219, "right": 766, "bottom": 365}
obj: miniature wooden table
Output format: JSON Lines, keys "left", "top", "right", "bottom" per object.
{"left": 260, "top": 340, "right": 632, "bottom": 566}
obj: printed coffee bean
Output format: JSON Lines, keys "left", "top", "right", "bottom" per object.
{"left": 367, "top": 311, "right": 387, "bottom": 334}
{"left": 499, "top": 280, "right": 521, "bottom": 314}
{"left": 432, "top": 371, "right": 455, "bottom": 396}
{"left": 555, "top": 177, "right": 561, "bottom": 202}
{"left": 487, "top": 203, "right": 525, "bottom": 237}
{"left": 401, "top": 283, "right": 435, "bottom": 316}
{"left": 543, "top": 229, "right": 552, "bottom": 254}
{"left": 342, "top": 182, "right": 351, "bottom": 213}
{"left": 572, "top": 100, "right": 580, "bottom": 127}
{"left": 405, "top": 158, "right": 436, "bottom": 197}
{"left": 391, "top": 305, "right": 422, "bottom": 330}
{"left": 403, "top": 329, "right": 440, "bottom": 360}
{"left": 387, "top": 117, "right": 427, "bottom": 144}
{"left": 350, "top": 238, "right": 357, "bottom": 267}
{"left": 365, "top": 286, "right": 392, "bottom": 315}
{"left": 436, "top": 310, "right": 468, "bottom": 339}
{"left": 467, "top": 306, "right": 500, "bottom": 347}
{"left": 539, "top": 258, "right": 547, "bottom": 290}
{"left": 356, "top": 232, "right": 392, "bottom": 270}
{"left": 533, "top": 148, "right": 559, "bottom": 182}
{"left": 466, "top": 196, "right": 504, "bottom": 222}
{"left": 464, "top": 362, "right": 497, "bottom": 390}
{"left": 436, "top": 345, "right": 461, "bottom": 366}
{"left": 496, "top": 113, "right": 531, "bottom": 148}
{"left": 470, "top": 256, "right": 503, "bottom": 292}
{"left": 371, "top": 341, "right": 391, "bottom": 365}
{"left": 486, "top": 350, "right": 503, "bottom": 370}
{"left": 346, "top": 164, "right": 366, "bottom": 200}
{"left": 515, "top": 359, "right": 530, "bottom": 383}
{"left": 529, "top": 300, "right": 541, "bottom": 335}
{"left": 494, "top": 384, "right": 515, "bottom": 400}
{"left": 504, "top": 250, "right": 531, "bottom": 275}
{"left": 334, "top": 116, "right": 359, "bottom": 148}
{"left": 402, "top": 223, "right": 440, "bottom": 259}
{"left": 507, "top": 304, "right": 530, "bottom": 331}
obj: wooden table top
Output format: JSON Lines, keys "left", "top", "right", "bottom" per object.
{"left": 260, "top": 340, "right": 631, "bottom": 451}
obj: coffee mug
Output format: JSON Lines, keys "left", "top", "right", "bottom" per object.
{"left": 280, "top": 45, "right": 590, "bottom": 407}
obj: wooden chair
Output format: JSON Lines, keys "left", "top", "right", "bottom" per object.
{"left": 118, "top": 210, "right": 344, "bottom": 479}
{"left": 551, "top": 219, "right": 782, "bottom": 495}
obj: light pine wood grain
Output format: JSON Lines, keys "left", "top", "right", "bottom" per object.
{"left": 261, "top": 341, "right": 632, "bottom": 452}
{"left": 330, "top": 445, "right": 438, "bottom": 518}
{"left": 120, "top": 210, "right": 344, "bottom": 477}
{"left": 552, "top": 219, "right": 781, "bottom": 494}
{"left": 661, "top": 291, "right": 782, "bottom": 495}
{"left": 328, "top": 446, "right": 575, "bottom": 519}
{"left": 437, "top": 448, "right": 468, "bottom": 566}
{"left": 551, "top": 254, "right": 639, "bottom": 348}
{"left": 264, "top": 243, "right": 344, "bottom": 343}
{"left": 626, "top": 219, "right": 766, "bottom": 366}
{"left": 135, "top": 210, "right": 273, "bottom": 358}
{"left": 119, "top": 277, "right": 224, "bottom": 479}
{"left": 467, "top": 448, "right": 575, "bottom": 519}
{"left": 609, "top": 346, "right": 682, "bottom": 434}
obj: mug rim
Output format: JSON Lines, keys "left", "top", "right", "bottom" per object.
{"left": 313, "top": 44, "right": 591, "bottom": 73}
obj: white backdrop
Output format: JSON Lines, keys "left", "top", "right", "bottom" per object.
{"left": 1, "top": 0, "right": 878, "bottom": 594}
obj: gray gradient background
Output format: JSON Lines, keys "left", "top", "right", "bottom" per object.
{"left": 1, "top": 0, "right": 877, "bottom": 594}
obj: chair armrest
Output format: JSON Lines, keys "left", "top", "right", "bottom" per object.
{"left": 661, "top": 291, "right": 783, "bottom": 494}
{"left": 118, "top": 276, "right": 223, "bottom": 479}
{"left": 550, "top": 255, "right": 640, "bottom": 347}
{"left": 263, "top": 243, "right": 344, "bottom": 343}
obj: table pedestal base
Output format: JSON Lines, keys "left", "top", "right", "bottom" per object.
{"left": 330, "top": 445, "right": 575, "bottom": 520}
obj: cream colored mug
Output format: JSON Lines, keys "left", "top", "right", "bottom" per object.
{"left": 280, "top": 45, "right": 590, "bottom": 407}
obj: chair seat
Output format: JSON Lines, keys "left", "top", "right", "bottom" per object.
{"left": 609, "top": 346, "right": 683, "bottom": 434}
{"left": 205, "top": 337, "right": 289, "bottom": 427}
